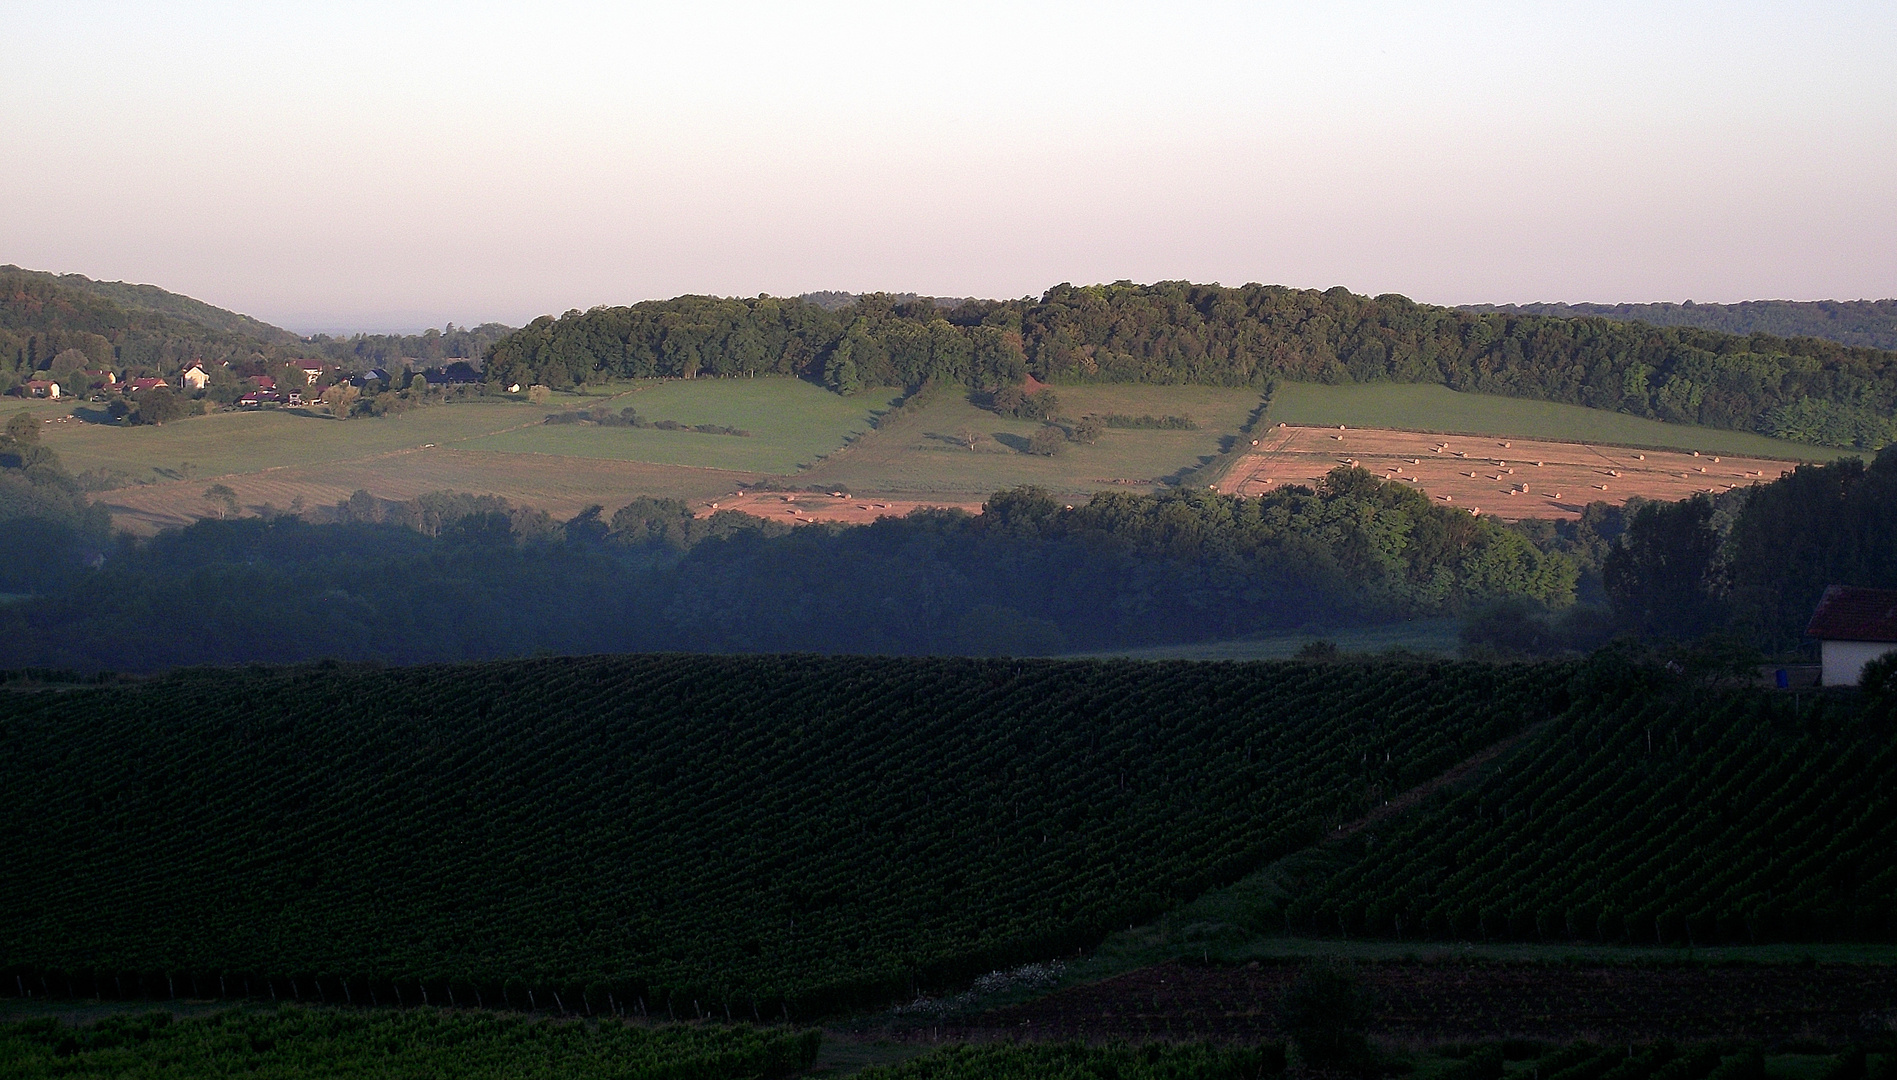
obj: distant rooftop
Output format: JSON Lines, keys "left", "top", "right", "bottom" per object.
{"left": 1806, "top": 585, "right": 1897, "bottom": 642}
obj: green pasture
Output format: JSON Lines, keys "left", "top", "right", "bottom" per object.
{"left": 1067, "top": 619, "right": 1462, "bottom": 661}
{"left": 804, "top": 384, "right": 1263, "bottom": 496}
{"left": 30, "top": 378, "right": 900, "bottom": 486}
{"left": 1268, "top": 382, "right": 1849, "bottom": 460}
{"left": 38, "top": 399, "right": 553, "bottom": 484}
{"left": 466, "top": 379, "right": 903, "bottom": 474}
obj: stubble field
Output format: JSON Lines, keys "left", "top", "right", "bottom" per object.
{"left": 1219, "top": 425, "right": 1816, "bottom": 520}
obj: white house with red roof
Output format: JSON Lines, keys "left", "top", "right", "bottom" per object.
{"left": 1806, "top": 585, "right": 1897, "bottom": 686}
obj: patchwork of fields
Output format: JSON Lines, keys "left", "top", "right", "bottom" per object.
{"left": 22, "top": 376, "right": 1854, "bottom": 531}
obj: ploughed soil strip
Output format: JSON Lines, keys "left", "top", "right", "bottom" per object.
{"left": 917, "top": 960, "right": 1897, "bottom": 1045}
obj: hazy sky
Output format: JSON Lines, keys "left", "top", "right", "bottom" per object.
{"left": 4, "top": 1, "right": 1894, "bottom": 331}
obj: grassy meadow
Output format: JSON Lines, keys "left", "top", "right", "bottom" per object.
{"left": 1266, "top": 381, "right": 1848, "bottom": 460}
{"left": 1066, "top": 619, "right": 1462, "bottom": 661}
{"left": 802, "top": 383, "right": 1264, "bottom": 497}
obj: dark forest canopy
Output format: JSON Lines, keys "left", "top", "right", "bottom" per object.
{"left": 0, "top": 470, "right": 1572, "bottom": 672}
{"left": 1469, "top": 298, "right": 1897, "bottom": 353}
{"left": 484, "top": 282, "right": 1897, "bottom": 450}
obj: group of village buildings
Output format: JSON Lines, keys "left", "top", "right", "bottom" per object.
{"left": 11, "top": 358, "right": 484, "bottom": 407}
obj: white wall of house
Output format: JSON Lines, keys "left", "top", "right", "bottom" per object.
{"left": 1821, "top": 639, "right": 1897, "bottom": 686}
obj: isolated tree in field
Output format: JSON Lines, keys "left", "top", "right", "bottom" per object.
{"left": 956, "top": 427, "right": 982, "bottom": 450}
{"left": 1071, "top": 415, "right": 1104, "bottom": 444}
{"left": 1026, "top": 425, "right": 1066, "bottom": 456}
{"left": 7, "top": 410, "right": 38, "bottom": 445}
{"left": 204, "top": 484, "right": 238, "bottom": 519}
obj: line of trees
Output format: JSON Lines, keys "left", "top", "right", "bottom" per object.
{"left": 483, "top": 282, "right": 1897, "bottom": 449}
{"left": 0, "top": 468, "right": 1573, "bottom": 671}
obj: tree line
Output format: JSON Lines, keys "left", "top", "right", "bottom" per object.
{"left": 1472, "top": 445, "right": 1897, "bottom": 656}
{"left": 0, "top": 468, "right": 1572, "bottom": 671}
{"left": 484, "top": 282, "right": 1897, "bottom": 449}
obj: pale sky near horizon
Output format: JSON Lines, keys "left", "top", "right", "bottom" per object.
{"left": 4, "top": 2, "right": 1894, "bottom": 333}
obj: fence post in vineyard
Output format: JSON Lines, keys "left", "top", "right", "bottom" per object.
{"left": 344, "top": 978, "right": 352, "bottom": 1005}
{"left": 552, "top": 990, "right": 564, "bottom": 1015}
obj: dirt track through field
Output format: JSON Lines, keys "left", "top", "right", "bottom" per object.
{"left": 1219, "top": 426, "right": 1812, "bottom": 520}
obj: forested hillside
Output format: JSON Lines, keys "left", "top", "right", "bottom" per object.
{"left": 484, "top": 282, "right": 1897, "bottom": 449}
{"left": 1272, "top": 660, "right": 1897, "bottom": 944}
{"left": 1472, "top": 299, "right": 1897, "bottom": 352}
{"left": 0, "top": 472, "right": 1572, "bottom": 671}
{"left": 1, "top": 266, "right": 314, "bottom": 390}
{"left": 0, "top": 266, "right": 511, "bottom": 394}
{"left": 0, "top": 655, "right": 1565, "bottom": 1015}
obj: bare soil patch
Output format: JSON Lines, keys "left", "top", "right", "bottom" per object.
{"left": 697, "top": 491, "right": 986, "bottom": 524}
{"left": 1219, "top": 426, "right": 1813, "bottom": 520}
{"left": 927, "top": 959, "right": 1897, "bottom": 1045}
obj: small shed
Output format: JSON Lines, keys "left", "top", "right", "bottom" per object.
{"left": 1805, "top": 585, "right": 1897, "bottom": 686}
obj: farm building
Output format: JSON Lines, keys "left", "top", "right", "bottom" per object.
{"left": 17, "top": 379, "right": 61, "bottom": 398}
{"left": 1805, "top": 585, "right": 1897, "bottom": 687}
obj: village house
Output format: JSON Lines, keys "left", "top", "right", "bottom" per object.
{"left": 18, "top": 379, "right": 62, "bottom": 399}
{"left": 1805, "top": 585, "right": 1897, "bottom": 686}
{"left": 180, "top": 362, "right": 211, "bottom": 391}
{"left": 297, "top": 361, "right": 327, "bottom": 386}
{"left": 126, "top": 377, "right": 170, "bottom": 393}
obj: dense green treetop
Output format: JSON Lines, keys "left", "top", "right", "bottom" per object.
{"left": 485, "top": 282, "right": 1897, "bottom": 449}
{"left": 1470, "top": 298, "right": 1897, "bottom": 352}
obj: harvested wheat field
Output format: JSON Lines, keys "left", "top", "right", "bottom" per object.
{"left": 697, "top": 490, "right": 986, "bottom": 523}
{"left": 1218, "top": 425, "right": 1816, "bottom": 519}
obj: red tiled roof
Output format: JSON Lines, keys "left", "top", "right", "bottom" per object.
{"left": 1806, "top": 585, "right": 1897, "bottom": 643}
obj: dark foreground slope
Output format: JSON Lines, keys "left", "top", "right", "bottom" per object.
{"left": 0, "top": 1007, "right": 821, "bottom": 1079}
{"left": 0, "top": 656, "right": 1562, "bottom": 1016}
{"left": 1271, "top": 666, "right": 1897, "bottom": 944}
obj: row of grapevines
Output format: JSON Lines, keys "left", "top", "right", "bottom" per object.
{"left": 855, "top": 1041, "right": 1284, "bottom": 1079}
{"left": 1277, "top": 683, "right": 1897, "bottom": 944}
{"left": 0, "top": 654, "right": 1568, "bottom": 1015}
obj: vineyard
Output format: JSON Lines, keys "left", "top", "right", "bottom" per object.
{"left": 1273, "top": 674, "right": 1897, "bottom": 944}
{"left": 0, "top": 1006, "right": 821, "bottom": 1079}
{"left": 943, "top": 959, "right": 1897, "bottom": 1045}
{"left": 0, "top": 655, "right": 1565, "bottom": 1018}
